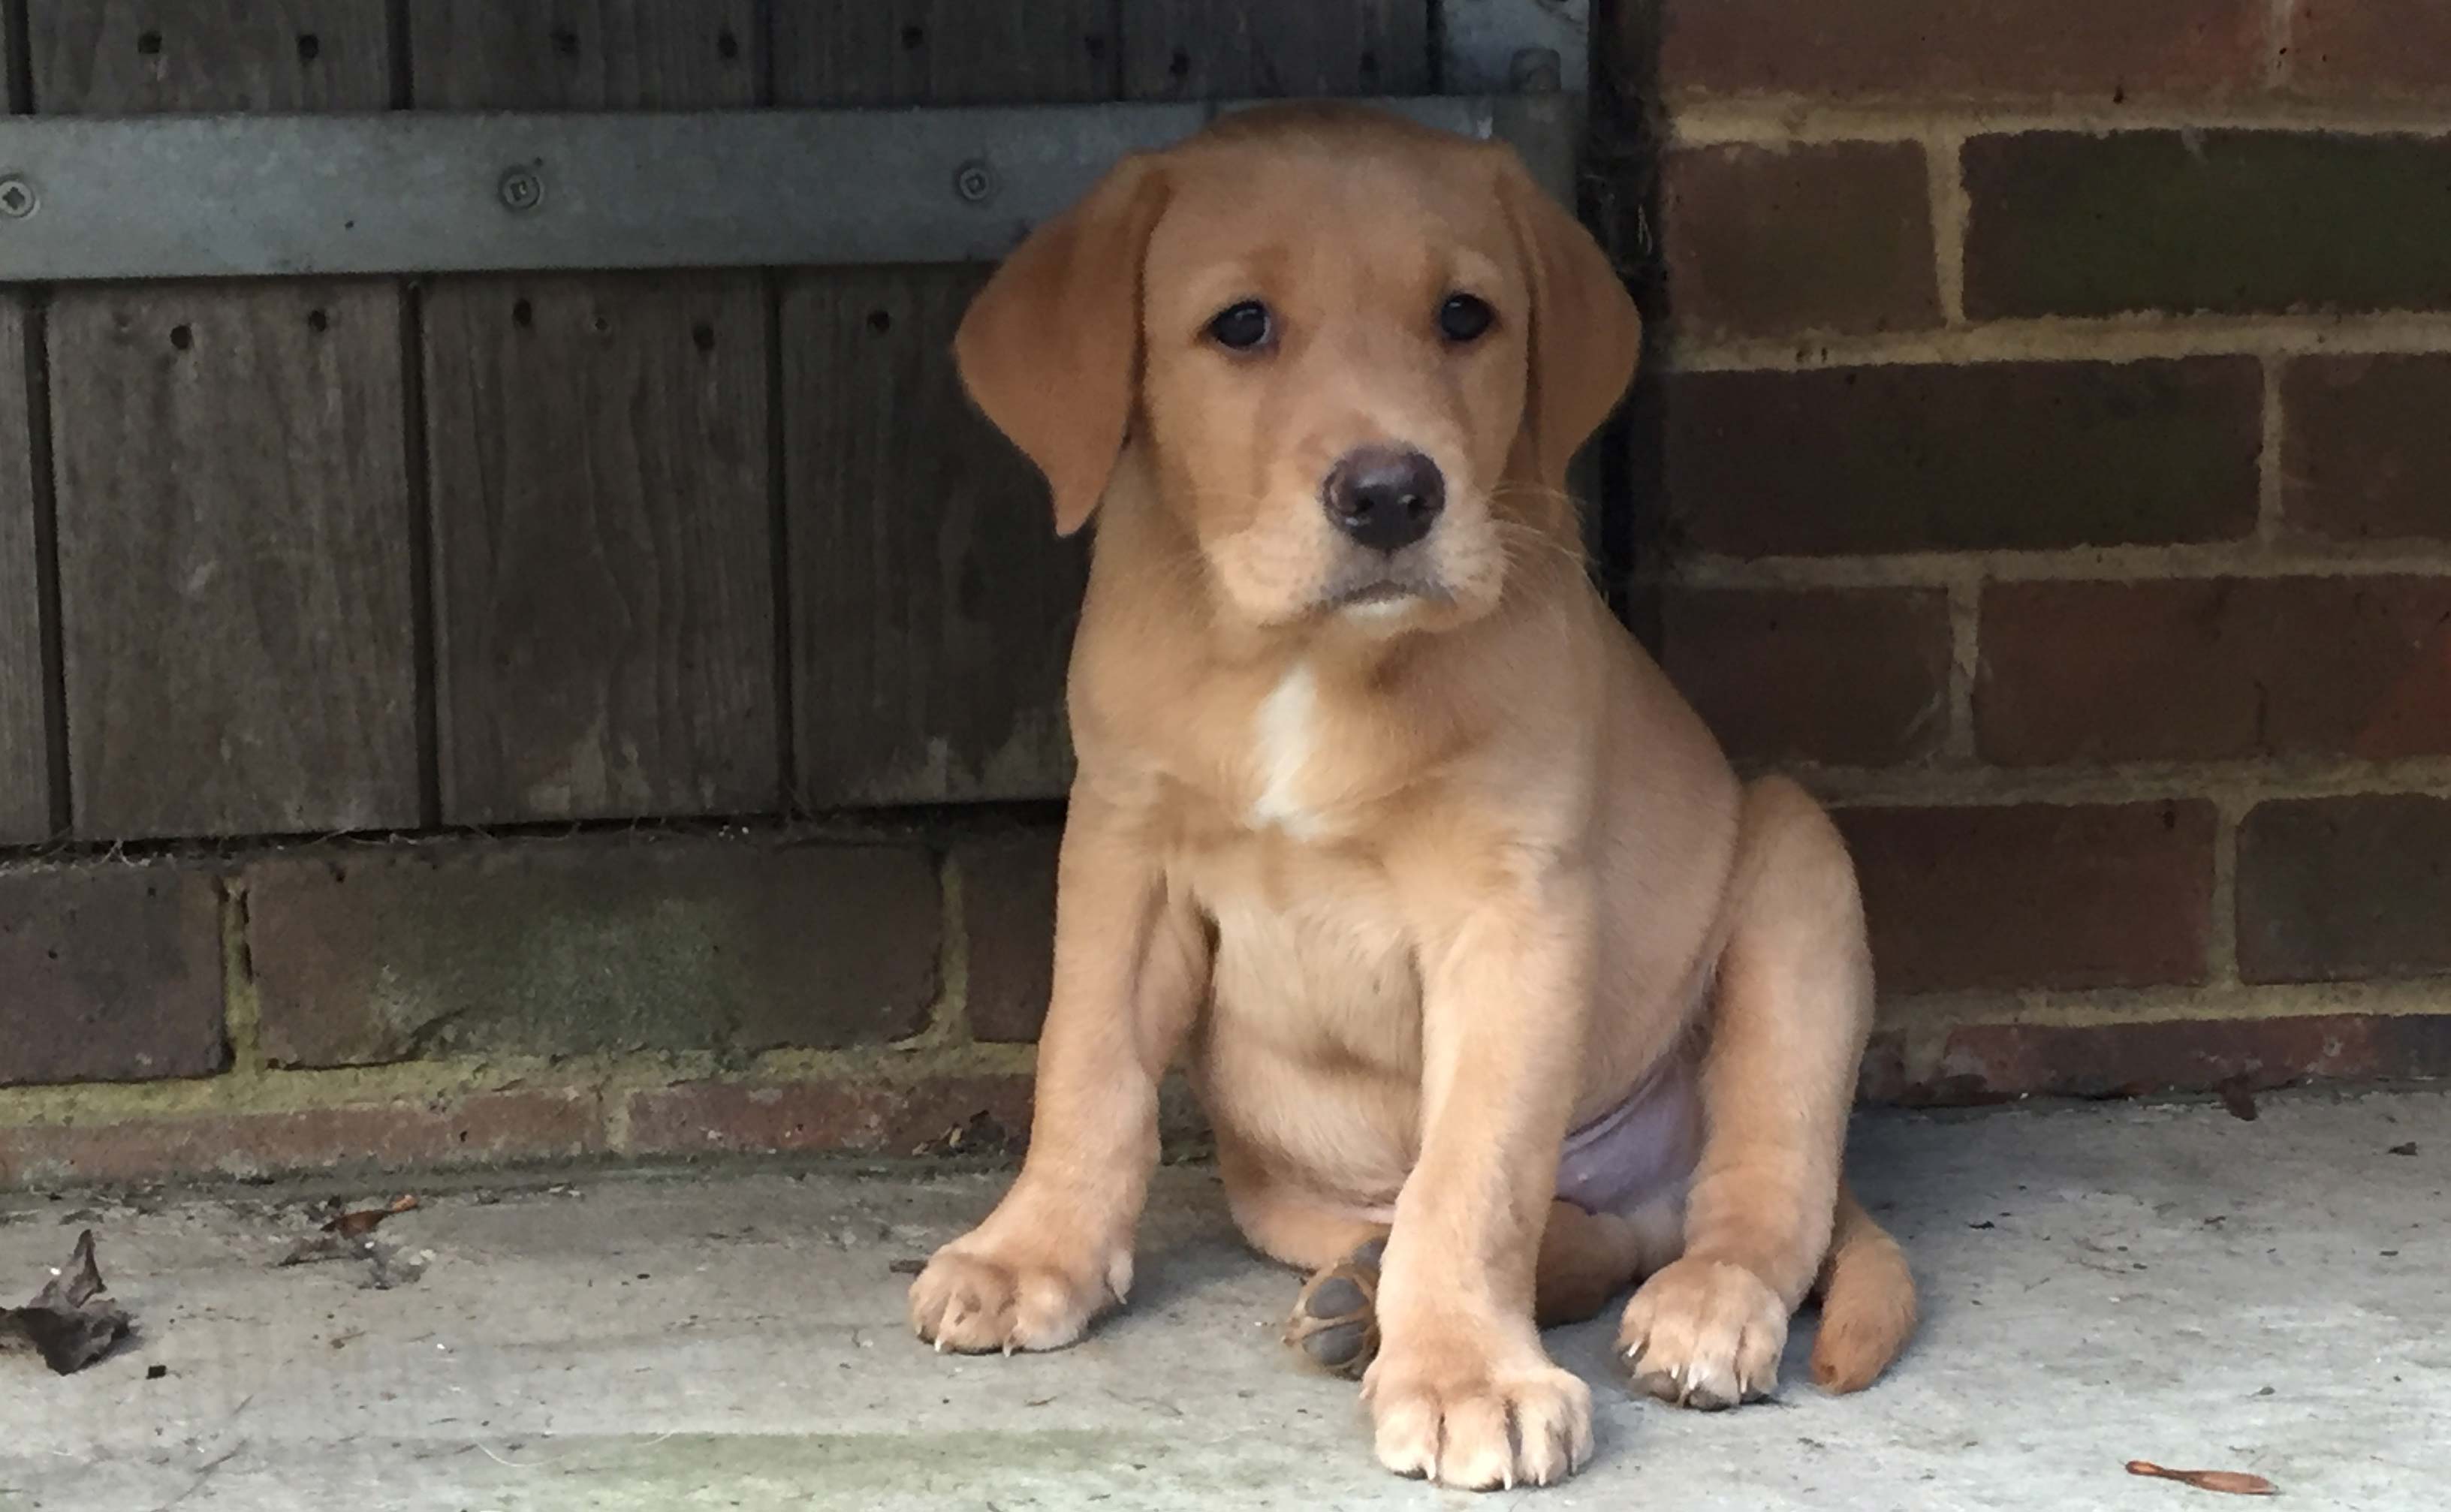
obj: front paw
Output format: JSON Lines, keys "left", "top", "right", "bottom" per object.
{"left": 907, "top": 1235, "right": 1130, "bottom": 1355}
{"left": 1617, "top": 1256, "right": 1787, "bottom": 1409}
{"left": 1364, "top": 1330, "right": 1593, "bottom": 1490}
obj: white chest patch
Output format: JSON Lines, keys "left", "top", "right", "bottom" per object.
{"left": 1248, "top": 662, "right": 1323, "bottom": 839}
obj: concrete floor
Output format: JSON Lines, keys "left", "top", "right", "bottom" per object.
{"left": 2, "top": 1090, "right": 2446, "bottom": 1511}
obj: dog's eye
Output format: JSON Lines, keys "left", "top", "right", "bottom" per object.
{"left": 1207, "top": 300, "right": 1273, "bottom": 351}
{"left": 1438, "top": 294, "right": 1495, "bottom": 344}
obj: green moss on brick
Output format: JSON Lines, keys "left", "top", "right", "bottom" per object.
{"left": 246, "top": 840, "right": 943, "bottom": 1068}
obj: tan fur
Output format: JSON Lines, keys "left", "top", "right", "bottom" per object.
{"left": 906, "top": 104, "right": 1917, "bottom": 1490}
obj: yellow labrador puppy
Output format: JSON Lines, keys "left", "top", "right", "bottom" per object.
{"left": 907, "top": 101, "right": 1916, "bottom": 1490}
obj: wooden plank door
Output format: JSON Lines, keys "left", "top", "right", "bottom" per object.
{"left": 410, "top": 1, "right": 781, "bottom": 824}
{"left": 776, "top": 0, "right": 1118, "bottom": 806}
{"left": 1121, "top": 0, "right": 1432, "bottom": 98}
{"left": 32, "top": 0, "right": 419, "bottom": 839}
{"left": 0, "top": 294, "right": 47, "bottom": 842}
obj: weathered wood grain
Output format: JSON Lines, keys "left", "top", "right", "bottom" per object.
{"left": 782, "top": 270, "right": 1089, "bottom": 804}
{"left": 421, "top": 277, "right": 777, "bottom": 822}
{"left": 0, "top": 297, "right": 48, "bottom": 842}
{"left": 35, "top": 0, "right": 414, "bottom": 839}
{"left": 27, "top": 0, "right": 387, "bottom": 112}
{"left": 413, "top": 1, "right": 779, "bottom": 822}
{"left": 774, "top": 0, "right": 1117, "bottom": 107}
{"left": 405, "top": 0, "right": 756, "bottom": 110}
{"left": 1119, "top": 0, "right": 1433, "bottom": 99}
{"left": 776, "top": 1, "right": 1112, "bottom": 805}
{"left": 47, "top": 285, "right": 419, "bottom": 837}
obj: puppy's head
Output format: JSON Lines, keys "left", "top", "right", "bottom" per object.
{"left": 955, "top": 104, "right": 1640, "bottom": 632}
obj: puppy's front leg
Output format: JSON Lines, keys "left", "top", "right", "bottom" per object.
{"left": 909, "top": 791, "right": 1207, "bottom": 1354}
{"left": 1367, "top": 867, "right": 1597, "bottom": 1490}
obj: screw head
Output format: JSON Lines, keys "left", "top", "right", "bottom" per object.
{"left": 497, "top": 165, "right": 545, "bottom": 212}
{"left": 953, "top": 159, "right": 998, "bottom": 206}
{"left": 0, "top": 175, "right": 37, "bottom": 220}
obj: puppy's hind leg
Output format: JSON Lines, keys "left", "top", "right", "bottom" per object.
{"left": 1278, "top": 1197, "right": 1672, "bottom": 1380}
{"left": 1617, "top": 776, "right": 1909, "bottom": 1408}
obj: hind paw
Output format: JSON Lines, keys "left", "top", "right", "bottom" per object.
{"left": 1283, "top": 1236, "right": 1385, "bottom": 1378}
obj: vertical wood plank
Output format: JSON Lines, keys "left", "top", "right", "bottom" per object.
{"left": 412, "top": 1, "right": 780, "bottom": 824}
{"left": 34, "top": 1, "right": 416, "bottom": 839}
{"left": 1120, "top": 0, "right": 1433, "bottom": 99}
{"left": 775, "top": 0, "right": 1114, "bottom": 806}
{"left": 0, "top": 297, "right": 47, "bottom": 842}
{"left": 419, "top": 276, "right": 776, "bottom": 822}
{"left": 48, "top": 288, "right": 418, "bottom": 838}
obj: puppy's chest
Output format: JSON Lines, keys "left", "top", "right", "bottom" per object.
{"left": 1222, "top": 660, "right": 1412, "bottom": 844}
{"left": 1177, "top": 839, "right": 1423, "bottom": 1074}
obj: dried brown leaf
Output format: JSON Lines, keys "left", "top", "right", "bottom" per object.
{"left": 322, "top": 1194, "right": 420, "bottom": 1239}
{"left": 0, "top": 1230, "right": 134, "bottom": 1375}
{"left": 2127, "top": 1459, "right": 2278, "bottom": 1495}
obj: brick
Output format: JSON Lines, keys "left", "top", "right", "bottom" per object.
{"left": 1660, "top": 586, "right": 1952, "bottom": 767}
{"left": 1837, "top": 803, "right": 2217, "bottom": 995}
{"left": 0, "top": 1090, "right": 603, "bottom": 1188}
{"left": 2284, "top": 355, "right": 2451, "bottom": 542}
{"left": 1890, "top": 1014, "right": 2451, "bottom": 1105}
{"left": 1651, "top": 0, "right": 2268, "bottom": 103}
{"left": 624, "top": 1074, "right": 1034, "bottom": 1159}
{"left": 246, "top": 839, "right": 942, "bottom": 1068}
{"left": 2239, "top": 797, "right": 2451, "bottom": 983}
{"left": 0, "top": 864, "right": 225, "bottom": 1087}
{"left": 957, "top": 827, "right": 1061, "bottom": 1044}
{"left": 1964, "top": 131, "right": 2451, "bottom": 319}
{"left": 1664, "top": 360, "right": 2261, "bottom": 556}
{"left": 2290, "top": 2, "right": 2451, "bottom": 101}
{"left": 1661, "top": 143, "right": 1940, "bottom": 341}
{"left": 1978, "top": 578, "right": 2451, "bottom": 766}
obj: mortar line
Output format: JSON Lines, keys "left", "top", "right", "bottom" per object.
{"left": 1877, "top": 978, "right": 2451, "bottom": 1032}
{"left": 599, "top": 1076, "right": 633, "bottom": 1154}
{"left": 0, "top": 1042, "right": 1042, "bottom": 1130}
{"left": 1925, "top": 127, "right": 1968, "bottom": 326}
{"left": 2206, "top": 791, "right": 2248, "bottom": 988}
{"left": 1943, "top": 569, "right": 1982, "bottom": 762}
{"left": 1657, "top": 542, "right": 2451, "bottom": 590}
{"left": 1792, "top": 760, "right": 2451, "bottom": 810}
{"left": 931, "top": 848, "right": 975, "bottom": 1045}
{"left": 1666, "top": 102, "right": 2451, "bottom": 145}
{"left": 1669, "top": 312, "right": 2451, "bottom": 372}
{"left": 2257, "top": 355, "right": 2287, "bottom": 546}
{"left": 219, "top": 875, "right": 265, "bottom": 1074}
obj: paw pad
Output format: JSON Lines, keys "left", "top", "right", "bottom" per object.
{"left": 1281, "top": 1237, "right": 1385, "bottom": 1378}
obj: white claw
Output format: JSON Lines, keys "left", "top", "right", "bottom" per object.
{"left": 933, "top": 1334, "right": 947, "bottom": 1354}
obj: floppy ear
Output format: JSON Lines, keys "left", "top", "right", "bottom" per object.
{"left": 1497, "top": 152, "right": 1643, "bottom": 483}
{"left": 954, "top": 156, "right": 1171, "bottom": 536}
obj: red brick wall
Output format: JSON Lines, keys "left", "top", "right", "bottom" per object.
{"left": 0, "top": 827, "right": 1071, "bottom": 1185}
{"left": 1630, "top": 0, "right": 2451, "bottom": 1104}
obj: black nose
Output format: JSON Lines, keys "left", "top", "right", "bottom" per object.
{"left": 1323, "top": 447, "right": 1446, "bottom": 553}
